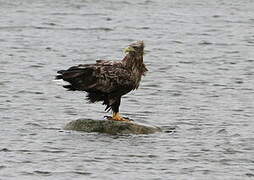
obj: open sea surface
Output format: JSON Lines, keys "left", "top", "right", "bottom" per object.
{"left": 0, "top": 0, "right": 253, "bottom": 179}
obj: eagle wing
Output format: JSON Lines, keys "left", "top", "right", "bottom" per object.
{"left": 57, "top": 60, "right": 134, "bottom": 94}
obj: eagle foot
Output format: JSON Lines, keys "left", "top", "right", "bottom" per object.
{"left": 104, "top": 113, "right": 133, "bottom": 122}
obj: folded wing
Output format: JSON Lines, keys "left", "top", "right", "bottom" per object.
{"left": 56, "top": 61, "right": 134, "bottom": 94}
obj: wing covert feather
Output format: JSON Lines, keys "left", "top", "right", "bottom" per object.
{"left": 92, "top": 64, "right": 134, "bottom": 93}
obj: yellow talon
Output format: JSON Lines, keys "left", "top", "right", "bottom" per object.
{"left": 112, "top": 112, "right": 121, "bottom": 121}
{"left": 112, "top": 112, "right": 131, "bottom": 122}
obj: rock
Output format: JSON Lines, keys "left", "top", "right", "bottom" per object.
{"left": 64, "top": 119, "right": 161, "bottom": 135}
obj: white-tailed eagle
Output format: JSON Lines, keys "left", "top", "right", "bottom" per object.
{"left": 56, "top": 41, "right": 147, "bottom": 122}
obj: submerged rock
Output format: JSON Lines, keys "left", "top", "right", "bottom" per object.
{"left": 64, "top": 119, "right": 161, "bottom": 135}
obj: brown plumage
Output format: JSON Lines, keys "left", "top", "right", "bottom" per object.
{"left": 56, "top": 41, "right": 147, "bottom": 121}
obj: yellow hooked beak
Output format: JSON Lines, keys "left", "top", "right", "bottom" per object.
{"left": 124, "top": 46, "right": 136, "bottom": 54}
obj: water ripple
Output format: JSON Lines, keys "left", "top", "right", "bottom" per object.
{"left": 1, "top": 0, "right": 253, "bottom": 179}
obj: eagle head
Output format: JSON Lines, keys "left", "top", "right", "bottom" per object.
{"left": 122, "top": 41, "right": 147, "bottom": 76}
{"left": 124, "top": 41, "right": 144, "bottom": 55}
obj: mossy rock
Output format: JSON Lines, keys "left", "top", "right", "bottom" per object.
{"left": 64, "top": 119, "right": 161, "bottom": 135}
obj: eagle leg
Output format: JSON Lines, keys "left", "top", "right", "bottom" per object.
{"left": 110, "top": 97, "right": 131, "bottom": 122}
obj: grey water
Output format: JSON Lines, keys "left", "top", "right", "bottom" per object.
{"left": 0, "top": 0, "right": 254, "bottom": 179}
